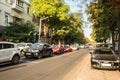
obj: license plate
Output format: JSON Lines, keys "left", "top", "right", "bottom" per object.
{"left": 101, "top": 63, "right": 111, "bottom": 66}
{"left": 26, "top": 53, "right": 31, "bottom": 55}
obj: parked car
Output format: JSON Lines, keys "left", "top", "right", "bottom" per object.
{"left": 0, "top": 42, "right": 20, "bottom": 64}
{"left": 90, "top": 47, "right": 120, "bottom": 70}
{"left": 17, "top": 43, "right": 33, "bottom": 56}
{"left": 71, "top": 45, "right": 79, "bottom": 50}
{"left": 64, "top": 45, "right": 72, "bottom": 52}
{"left": 52, "top": 45, "right": 64, "bottom": 54}
{"left": 24, "top": 43, "right": 53, "bottom": 59}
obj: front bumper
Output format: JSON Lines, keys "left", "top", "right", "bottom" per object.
{"left": 24, "top": 50, "right": 39, "bottom": 57}
{"left": 91, "top": 59, "right": 120, "bottom": 70}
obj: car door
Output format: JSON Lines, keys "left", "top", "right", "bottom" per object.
{"left": 3, "top": 43, "right": 15, "bottom": 61}
{"left": 45, "top": 44, "right": 52, "bottom": 55}
{"left": 0, "top": 43, "right": 7, "bottom": 62}
{"left": 43, "top": 44, "right": 49, "bottom": 56}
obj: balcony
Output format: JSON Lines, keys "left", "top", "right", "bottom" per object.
{"left": 12, "top": 3, "right": 24, "bottom": 12}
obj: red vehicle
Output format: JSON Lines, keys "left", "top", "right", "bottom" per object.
{"left": 64, "top": 45, "right": 72, "bottom": 52}
{"left": 52, "top": 45, "right": 64, "bottom": 54}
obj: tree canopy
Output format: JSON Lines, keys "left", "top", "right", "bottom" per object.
{"left": 30, "top": 0, "right": 85, "bottom": 44}
{"left": 3, "top": 21, "right": 36, "bottom": 43}
{"left": 86, "top": 0, "right": 116, "bottom": 42}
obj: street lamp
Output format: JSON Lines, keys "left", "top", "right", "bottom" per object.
{"left": 38, "top": 17, "right": 49, "bottom": 42}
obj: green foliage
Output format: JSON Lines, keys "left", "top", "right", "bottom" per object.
{"left": 30, "top": 0, "right": 69, "bottom": 21}
{"left": 3, "top": 21, "right": 35, "bottom": 43}
{"left": 30, "top": 0, "right": 85, "bottom": 44}
{"left": 86, "top": 0, "right": 116, "bottom": 42}
{"left": 52, "top": 13, "right": 85, "bottom": 44}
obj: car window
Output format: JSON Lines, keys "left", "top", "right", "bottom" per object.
{"left": 3, "top": 43, "right": 14, "bottom": 49}
{"left": 27, "top": 44, "right": 32, "bottom": 47}
{"left": 0, "top": 44, "right": 3, "bottom": 49}
{"left": 18, "top": 43, "right": 26, "bottom": 47}
{"left": 52, "top": 46, "right": 59, "bottom": 48}
{"left": 33, "top": 44, "right": 43, "bottom": 49}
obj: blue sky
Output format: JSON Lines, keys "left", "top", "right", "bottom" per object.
{"left": 64, "top": 0, "right": 92, "bottom": 40}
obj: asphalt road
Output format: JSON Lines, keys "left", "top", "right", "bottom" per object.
{"left": 0, "top": 49, "right": 120, "bottom": 80}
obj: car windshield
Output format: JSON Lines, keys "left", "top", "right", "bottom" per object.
{"left": 17, "top": 43, "right": 26, "bottom": 47}
{"left": 96, "top": 44, "right": 108, "bottom": 47}
{"left": 33, "top": 43, "right": 43, "bottom": 49}
{"left": 52, "top": 46, "right": 59, "bottom": 48}
{"left": 94, "top": 49, "right": 113, "bottom": 54}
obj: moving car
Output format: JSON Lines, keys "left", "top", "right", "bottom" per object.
{"left": 90, "top": 47, "right": 120, "bottom": 70}
{"left": 24, "top": 43, "right": 53, "bottom": 59}
{"left": 0, "top": 42, "right": 20, "bottom": 64}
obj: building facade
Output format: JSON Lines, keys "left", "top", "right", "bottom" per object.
{"left": 0, "top": 0, "right": 33, "bottom": 41}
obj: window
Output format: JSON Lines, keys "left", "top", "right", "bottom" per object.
{"left": 27, "top": 7, "right": 30, "bottom": 14}
{"left": 16, "top": 0, "right": 23, "bottom": 7}
{"left": 3, "top": 44, "right": 14, "bottom": 49}
{"left": 5, "top": 13, "right": 9, "bottom": 24}
{"left": 0, "top": 44, "right": 3, "bottom": 49}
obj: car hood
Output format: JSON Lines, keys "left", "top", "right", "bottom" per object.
{"left": 92, "top": 54, "right": 118, "bottom": 60}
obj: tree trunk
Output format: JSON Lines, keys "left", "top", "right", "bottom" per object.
{"left": 112, "top": 30, "right": 115, "bottom": 50}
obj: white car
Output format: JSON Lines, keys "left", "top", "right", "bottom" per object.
{"left": 0, "top": 42, "right": 21, "bottom": 64}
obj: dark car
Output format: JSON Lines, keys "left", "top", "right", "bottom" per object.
{"left": 90, "top": 47, "right": 120, "bottom": 70}
{"left": 24, "top": 43, "right": 53, "bottom": 59}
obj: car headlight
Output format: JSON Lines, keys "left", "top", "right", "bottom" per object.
{"left": 92, "top": 58, "right": 99, "bottom": 62}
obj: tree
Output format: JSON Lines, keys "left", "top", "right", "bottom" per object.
{"left": 30, "top": 0, "right": 69, "bottom": 43}
{"left": 86, "top": 0, "right": 116, "bottom": 43}
{"left": 3, "top": 21, "right": 36, "bottom": 43}
{"left": 30, "top": 0, "right": 85, "bottom": 44}
{"left": 52, "top": 13, "right": 85, "bottom": 44}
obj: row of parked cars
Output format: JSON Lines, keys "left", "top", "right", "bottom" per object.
{"left": 0, "top": 42, "right": 75, "bottom": 65}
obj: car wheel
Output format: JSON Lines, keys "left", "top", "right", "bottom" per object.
{"left": 37, "top": 53, "right": 42, "bottom": 59}
{"left": 25, "top": 55, "right": 29, "bottom": 58}
{"left": 11, "top": 55, "right": 20, "bottom": 64}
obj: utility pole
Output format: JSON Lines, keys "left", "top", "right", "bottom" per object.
{"left": 38, "top": 17, "right": 49, "bottom": 43}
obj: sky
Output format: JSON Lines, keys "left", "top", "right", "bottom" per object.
{"left": 64, "top": 0, "right": 92, "bottom": 40}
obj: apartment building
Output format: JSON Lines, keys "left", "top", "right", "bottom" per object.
{"left": 0, "top": 0, "right": 33, "bottom": 41}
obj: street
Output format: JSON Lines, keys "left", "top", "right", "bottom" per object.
{"left": 0, "top": 49, "right": 120, "bottom": 80}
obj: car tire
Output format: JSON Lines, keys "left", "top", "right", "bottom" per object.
{"left": 37, "top": 53, "right": 42, "bottom": 59}
{"left": 49, "top": 51, "right": 53, "bottom": 57}
{"left": 25, "top": 55, "right": 29, "bottom": 58}
{"left": 11, "top": 55, "right": 20, "bottom": 64}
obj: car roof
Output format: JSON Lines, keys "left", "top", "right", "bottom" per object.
{"left": 0, "top": 41, "right": 16, "bottom": 44}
